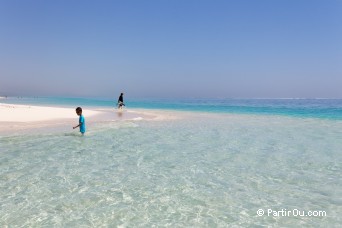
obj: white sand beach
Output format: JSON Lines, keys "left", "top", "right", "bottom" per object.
{"left": 0, "top": 103, "right": 177, "bottom": 134}
{"left": 0, "top": 103, "right": 100, "bottom": 122}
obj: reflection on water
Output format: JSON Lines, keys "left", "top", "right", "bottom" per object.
{"left": 117, "top": 110, "right": 123, "bottom": 118}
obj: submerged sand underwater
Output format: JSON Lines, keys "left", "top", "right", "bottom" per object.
{"left": 0, "top": 111, "right": 341, "bottom": 226}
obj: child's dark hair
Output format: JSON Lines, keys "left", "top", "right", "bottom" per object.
{"left": 76, "top": 107, "right": 82, "bottom": 112}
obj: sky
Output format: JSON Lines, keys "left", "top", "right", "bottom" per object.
{"left": 0, "top": 0, "right": 341, "bottom": 99}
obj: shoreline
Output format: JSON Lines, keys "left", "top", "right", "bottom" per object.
{"left": 0, "top": 103, "right": 181, "bottom": 135}
{"left": 1, "top": 97, "right": 342, "bottom": 121}
{"left": 1, "top": 102, "right": 341, "bottom": 135}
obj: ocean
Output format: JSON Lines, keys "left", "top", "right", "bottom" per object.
{"left": 0, "top": 97, "right": 341, "bottom": 226}
{"left": 2, "top": 97, "right": 342, "bottom": 120}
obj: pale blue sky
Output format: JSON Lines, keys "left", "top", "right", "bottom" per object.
{"left": 0, "top": 0, "right": 341, "bottom": 98}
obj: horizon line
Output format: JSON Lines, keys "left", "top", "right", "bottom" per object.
{"left": 1, "top": 96, "right": 342, "bottom": 100}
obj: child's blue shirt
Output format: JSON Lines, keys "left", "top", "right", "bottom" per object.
{"left": 79, "top": 115, "right": 86, "bottom": 133}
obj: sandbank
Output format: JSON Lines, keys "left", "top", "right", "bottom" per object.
{"left": 0, "top": 103, "right": 177, "bottom": 134}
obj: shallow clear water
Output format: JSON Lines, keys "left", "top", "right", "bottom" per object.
{"left": 1, "top": 113, "right": 341, "bottom": 226}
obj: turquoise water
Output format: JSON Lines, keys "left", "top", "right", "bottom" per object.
{"left": 1, "top": 98, "right": 342, "bottom": 226}
{"left": 2, "top": 97, "right": 342, "bottom": 120}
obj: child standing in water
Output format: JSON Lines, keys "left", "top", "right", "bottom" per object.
{"left": 73, "top": 107, "right": 86, "bottom": 135}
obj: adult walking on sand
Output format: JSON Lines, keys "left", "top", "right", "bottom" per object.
{"left": 117, "top": 92, "right": 125, "bottom": 109}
